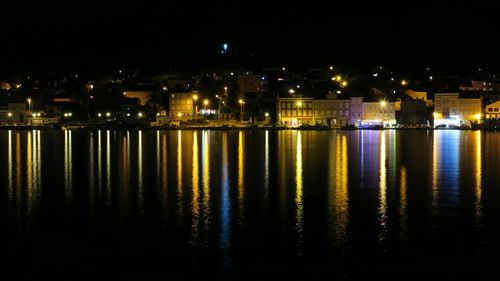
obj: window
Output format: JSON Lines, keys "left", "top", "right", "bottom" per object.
{"left": 495, "top": 108, "right": 499, "bottom": 112}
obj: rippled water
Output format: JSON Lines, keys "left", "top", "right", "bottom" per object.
{"left": 1, "top": 130, "right": 499, "bottom": 280}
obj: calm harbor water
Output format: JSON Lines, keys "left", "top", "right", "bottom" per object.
{"left": 1, "top": 129, "right": 500, "bottom": 280}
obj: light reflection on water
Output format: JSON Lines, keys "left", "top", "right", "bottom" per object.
{"left": 0, "top": 129, "right": 498, "bottom": 278}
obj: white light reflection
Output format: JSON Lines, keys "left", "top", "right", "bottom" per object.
{"left": 64, "top": 130, "right": 73, "bottom": 206}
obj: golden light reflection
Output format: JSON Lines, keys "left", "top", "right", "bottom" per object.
{"left": 237, "top": 131, "right": 245, "bottom": 225}
{"left": 64, "top": 130, "right": 73, "bottom": 205}
{"left": 264, "top": 130, "right": 270, "bottom": 201}
{"left": 138, "top": 130, "right": 144, "bottom": 212}
{"left": 36, "top": 131, "right": 41, "bottom": 197}
{"left": 27, "top": 131, "right": 33, "bottom": 217}
{"left": 98, "top": 130, "right": 102, "bottom": 201}
{"left": 157, "top": 131, "right": 161, "bottom": 187}
{"left": 162, "top": 132, "right": 168, "bottom": 206}
{"left": 191, "top": 131, "right": 200, "bottom": 242}
{"left": 119, "top": 134, "right": 130, "bottom": 208}
{"left": 202, "top": 131, "right": 211, "bottom": 231}
{"left": 16, "top": 133, "right": 21, "bottom": 216}
{"left": 378, "top": 131, "right": 387, "bottom": 246}
{"left": 295, "top": 131, "right": 304, "bottom": 249}
{"left": 334, "top": 134, "right": 349, "bottom": 243}
{"left": 26, "top": 131, "right": 33, "bottom": 203}
{"left": 177, "top": 130, "right": 183, "bottom": 216}
{"left": 475, "top": 131, "right": 482, "bottom": 224}
{"left": 8, "top": 130, "right": 13, "bottom": 202}
{"left": 89, "top": 133, "right": 95, "bottom": 210}
{"left": 431, "top": 131, "right": 439, "bottom": 216}
{"left": 400, "top": 165, "right": 407, "bottom": 236}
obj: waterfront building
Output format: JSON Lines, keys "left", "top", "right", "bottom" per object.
{"left": 361, "top": 101, "right": 397, "bottom": 127}
{"left": 433, "top": 93, "right": 482, "bottom": 127}
{"left": 485, "top": 100, "right": 500, "bottom": 120}
{"left": 169, "top": 92, "right": 197, "bottom": 119}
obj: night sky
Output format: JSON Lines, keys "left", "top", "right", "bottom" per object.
{"left": 1, "top": 0, "right": 499, "bottom": 73}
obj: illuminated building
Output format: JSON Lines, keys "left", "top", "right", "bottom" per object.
{"left": 485, "top": 100, "right": 500, "bottom": 119}
{"left": 122, "top": 91, "right": 153, "bottom": 106}
{"left": 405, "top": 90, "right": 433, "bottom": 107}
{"left": 361, "top": 101, "right": 396, "bottom": 127}
{"left": 169, "top": 92, "right": 197, "bottom": 119}
{"left": 433, "top": 93, "right": 482, "bottom": 127}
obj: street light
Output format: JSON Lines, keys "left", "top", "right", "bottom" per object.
{"left": 289, "top": 89, "right": 295, "bottom": 94}
{"left": 265, "top": 112, "right": 269, "bottom": 117}
{"left": 138, "top": 112, "right": 143, "bottom": 118}
{"left": 401, "top": 80, "right": 408, "bottom": 86}
{"left": 98, "top": 113, "right": 102, "bottom": 117}
{"left": 27, "top": 98, "right": 32, "bottom": 111}
{"left": 193, "top": 94, "right": 199, "bottom": 117}
{"left": 8, "top": 112, "right": 12, "bottom": 117}
{"left": 106, "top": 112, "right": 111, "bottom": 117}
{"left": 239, "top": 99, "right": 245, "bottom": 121}
{"left": 203, "top": 99, "right": 209, "bottom": 109}
{"left": 296, "top": 101, "right": 302, "bottom": 126}
{"left": 380, "top": 101, "right": 387, "bottom": 107}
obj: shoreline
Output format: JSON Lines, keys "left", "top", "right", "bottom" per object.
{"left": 0, "top": 125, "right": 494, "bottom": 131}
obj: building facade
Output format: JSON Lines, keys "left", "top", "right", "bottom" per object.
{"left": 433, "top": 93, "right": 482, "bottom": 127}
{"left": 485, "top": 100, "right": 500, "bottom": 119}
{"left": 406, "top": 90, "right": 433, "bottom": 107}
{"left": 277, "top": 96, "right": 363, "bottom": 127}
{"left": 169, "top": 92, "right": 196, "bottom": 118}
{"left": 361, "top": 102, "right": 396, "bottom": 127}
{"left": 312, "top": 98, "right": 352, "bottom": 127}
{"left": 277, "top": 97, "right": 314, "bottom": 127}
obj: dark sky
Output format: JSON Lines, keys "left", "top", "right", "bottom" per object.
{"left": 1, "top": 0, "right": 499, "bottom": 73}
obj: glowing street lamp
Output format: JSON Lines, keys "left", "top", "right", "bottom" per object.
{"left": 193, "top": 94, "right": 199, "bottom": 117}
{"left": 8, "top": 112, "right": 12, "bottom": 117}
{"left": 475, "top": 113, "right": 482, "bottom": 120}
{"left": 401, "top": 80, "right": 408, "bottom": 86}
{"left": 203, "top": 99, "right": 209, "bottom": 109}
{"left": 239, "top": 99, "right": 245, "bottom": 121}
{"left": 341, "top": 81, "right": 348, "bottom": 87}
{"left": 138, "top": 112, "right": 143, "bottom": 118}
{"left": 97, "top": 113, "right": 102, "bottom": 117}
{"left": 380, "top": 101, "right": 387, "bottom": 107}
{"left": 106, "top": 112, "right": 111, "bottom": 117}
{"left": 289, "top": 89, "right": 295, "bottom": 94}
{"left": 27, "top": 98, "right": 32, "bottom": 111}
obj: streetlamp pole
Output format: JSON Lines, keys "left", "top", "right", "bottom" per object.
{"left": 193, "top": 94, "right": 198, "bottom": 118}
{"left": 239, "top": 99, "right": 244, "bottom": 121}
{"left": 296, "top": 100, "right": 302, "bottom": 126}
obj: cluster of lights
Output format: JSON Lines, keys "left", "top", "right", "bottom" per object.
{"left": 7, "top": 112, "right": 12, "bottom": 117}
{"left": 32, "top": 113, "right": 41, "bottom": 117}
{"left": 63, "top": 113, "right": 72, "bottom": 117}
